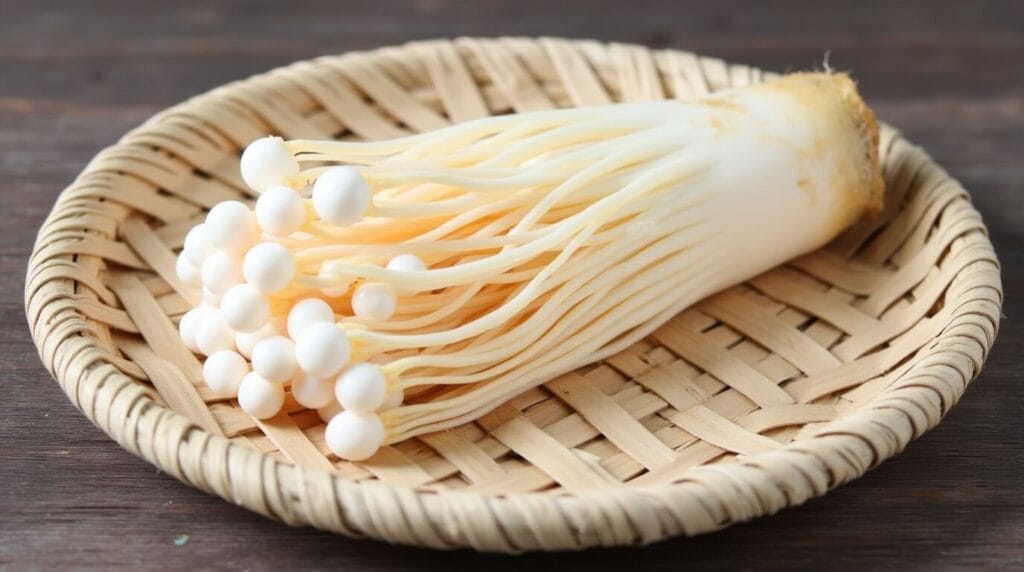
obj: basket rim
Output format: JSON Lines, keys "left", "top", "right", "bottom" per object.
{"left": 23, "top": 37, "right": 1003, "bottom": 552}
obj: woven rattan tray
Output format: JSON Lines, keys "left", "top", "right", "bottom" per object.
{"left": 25, "top": 38, "right": 1002, "bottom": 552}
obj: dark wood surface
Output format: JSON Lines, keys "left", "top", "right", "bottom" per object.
{"left": 2, "top": 1, "right": 1021, "bottom": 569}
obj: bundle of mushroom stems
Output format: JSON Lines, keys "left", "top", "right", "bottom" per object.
{"left": 175, "top": 72, "right": 882, "bottom": 461}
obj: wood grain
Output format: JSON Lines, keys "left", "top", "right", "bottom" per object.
{"left": 1, "top": 0, "right": 1022, "bottom": 569}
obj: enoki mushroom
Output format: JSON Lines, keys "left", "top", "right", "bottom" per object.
{"left": 176, "top": 72, "right": 883, "bottom": 461}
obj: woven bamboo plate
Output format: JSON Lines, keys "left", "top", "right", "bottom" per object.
{"left": 25, "top": 38, "right": 1002, "bottom": 552}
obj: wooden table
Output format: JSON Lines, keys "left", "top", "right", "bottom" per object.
{"left": 2, "top": 1, "right": 1021, "bottom": 569}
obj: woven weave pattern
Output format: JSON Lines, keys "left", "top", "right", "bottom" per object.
{"left": 25, "top": 38, "right": 1001, "bottom": 552}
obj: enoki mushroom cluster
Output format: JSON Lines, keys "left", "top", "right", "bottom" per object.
{"left": 176, "top": 72, "right": 882, "bottom": 461}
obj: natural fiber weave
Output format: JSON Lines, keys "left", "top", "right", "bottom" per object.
{"left": 25, "top": 38, "right": 1002, "bottom": 552}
